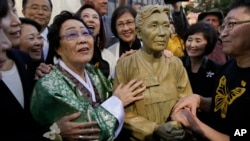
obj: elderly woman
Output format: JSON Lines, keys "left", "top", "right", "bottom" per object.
{"left": 30, "top": 11, "right": 145, "bottom": 141}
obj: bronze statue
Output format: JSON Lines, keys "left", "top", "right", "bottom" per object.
{"left": 113, "top": 5, "right": 192, "bottom": 141}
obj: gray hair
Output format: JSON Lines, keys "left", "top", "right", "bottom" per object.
{"left": 135, "top": 5, "right": 169, "bottom": 32}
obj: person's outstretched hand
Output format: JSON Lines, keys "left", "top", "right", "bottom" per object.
{"left": 171, "top": 94, "right": 201, "bottom": 116}
{"left": 35, "top": 63, "right": 52, "bottom": 80}
{"left": 113, "top": 79, "right": 146, "bottom": 107}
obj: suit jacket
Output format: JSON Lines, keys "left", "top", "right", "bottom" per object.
{"left": 0, "top": 49, "right": 48, "bottom": 141}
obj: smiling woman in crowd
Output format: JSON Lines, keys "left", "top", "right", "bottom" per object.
{"left": 75, "top": 3, "right": 116, "bottom": 78}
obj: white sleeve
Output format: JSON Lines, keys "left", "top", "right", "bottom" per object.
{"left": 101, "top": 96, "right": 124, "bottom": 137}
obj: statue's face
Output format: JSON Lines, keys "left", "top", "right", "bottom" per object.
{"left": 137, "top": 12, "right": 171, "bottom": 52}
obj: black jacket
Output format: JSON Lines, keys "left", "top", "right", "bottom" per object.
{"left": 0, "top": 49, "right": 49, "bottom": 141}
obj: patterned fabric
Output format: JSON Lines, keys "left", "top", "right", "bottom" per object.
{"left": 31, "top": 63, "right": 116, "bottom": 141}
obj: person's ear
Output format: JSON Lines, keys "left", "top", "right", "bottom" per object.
{"left": 22, "top": 9, "right": 26, "bottom": 16}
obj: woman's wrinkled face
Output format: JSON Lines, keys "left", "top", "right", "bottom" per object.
{"left": 20, "top": 24, "right": 43, "bottom": 61}
{"left": 57, "top": 19, "right": 94, "bottom": 69}
{"left": 116, "top": 12, "right": 136, "bottom": 44}
{"left": 1, "top": 0, "right": 21, "bottom": 48}
{"left": 185, "top": 32, "right": 207, "bottom": 57}
{"left": 137, "top": 12, "right": 170, "bottom": 53}
{"left": 80, "top": 8, "right": 100, "bottom": 37}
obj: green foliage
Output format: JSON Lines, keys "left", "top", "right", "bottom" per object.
{"left": 214, "top": 0, "right": 234, "bottom": 15}
{"left": 184, "top": 0, "right": 234, "bottom": 15}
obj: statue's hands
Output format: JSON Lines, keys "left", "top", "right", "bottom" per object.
{"left": 154, "top": 121, "right": 185, "bottom": 141}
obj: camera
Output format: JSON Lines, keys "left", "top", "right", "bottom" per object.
{"left": 164, "top": 0, "right": 189, "bottom": 4}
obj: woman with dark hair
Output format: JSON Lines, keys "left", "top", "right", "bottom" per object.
{"left": 75, "top": 3, "right": 116, "bottom": 78}
{"left": 19, "top": 17, "right": 43, "bottom": 63}
{"left": 0, "top": 0, "right": 50, "bottom": 140}
{"left": 30, "top": 11, "right": 145, "bottom": 141}
{"left": 108, "top": 5, "right": 141, "bottom": 62}
{"left": 181, "top": 21, "right": 222, "bottom": 125}
{"left": 75, "top": 3, "right": 105, "bottom": 50}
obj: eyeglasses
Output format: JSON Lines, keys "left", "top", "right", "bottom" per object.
{"left": 26, "top": 5, "right": 51, "bottom": 12}
{"left": 60, "top": 30, "right": 92, "bottom": 41}
{"left": 219, "top": 20, "right": 250, "bottom": 33}
{"left": 116, "top": 20, "right": 135, "bottom": 28}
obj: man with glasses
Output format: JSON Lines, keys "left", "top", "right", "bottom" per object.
{"left": 22, "top": 0, "right": 52, "bottom": 63}
{"left": 198, "top": 8, "right": 228, "bottom": 65}
{"left": 171, "top": 0, "right": 250, "bottom": 140}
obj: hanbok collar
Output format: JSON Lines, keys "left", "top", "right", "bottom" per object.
{"left": 58, "top": 59, "right": 96, "bottom": 102}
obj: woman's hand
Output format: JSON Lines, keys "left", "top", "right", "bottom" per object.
{"left": 35, "top": 63, "right": 52, "bottom": 80}
{"left": 113, "top": 79, "right": 146, "bottom": 107}
{"left": 171, "top": 94, "right": 201, "bottom": 116}
{"left": 171, "top": 108, "right": 197, "bottom": 129}
{"left": 118, "top": 49, "right": 137, "bottom": 61}
{"left": 162, "top": 49, "right": 174, "bottom": 58}
{"left": 56, "top": 112, "right": 100, "bottom": 141}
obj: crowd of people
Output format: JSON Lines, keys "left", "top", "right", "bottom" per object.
{"left": 1, "top": 0, "right": 250, "bottom": 141}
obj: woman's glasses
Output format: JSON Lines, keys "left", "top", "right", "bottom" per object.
{"left": 60, "top": 30, "right": 92, "bottom": 41}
